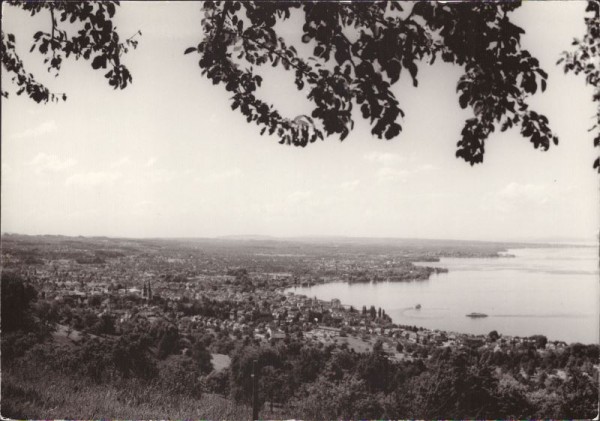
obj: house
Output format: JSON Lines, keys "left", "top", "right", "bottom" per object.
{"left": 268, "top": 327, "right": 286, "bottom": 341}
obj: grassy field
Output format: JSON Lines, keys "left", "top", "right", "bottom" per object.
{"left": 1, "top": 365, "right": 251, "bottom": 420}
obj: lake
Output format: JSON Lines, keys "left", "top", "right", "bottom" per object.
{"left": 287, "top": 247, "right": 599, "bottom": 344}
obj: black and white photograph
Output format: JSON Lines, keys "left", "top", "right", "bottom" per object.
{"left": 1, "top": 1, "right": 599, "bottom": 419}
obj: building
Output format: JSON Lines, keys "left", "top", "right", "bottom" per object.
{"left": 268, "top": 327, "right": 286, "bottom": 341}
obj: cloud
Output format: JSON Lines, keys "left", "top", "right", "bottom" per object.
{"left": 377, "top": 167, "right": 410, "bottom": 183}
{"left": 65, "top": 171, "right": 121, "bottom": 187}
{"left": 482, "top": 182, "right": 552, "bottom": 212}
{"left": 12, "top": 120, "right": 57, "bottom": 139}
{"left": 29, "top": 153, "right": 76, "bottom": 174}
{"left": 374, "top": 161, "right": 438, "bottom": 184}
{"left": 364, "top": 151, "right": 405, "bottom": 165}
{"left": 260, "top": 190, "right": 315, "bottom": 216}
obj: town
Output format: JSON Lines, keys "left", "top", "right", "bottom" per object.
{"left": 3, "top": 234, "right": 561, "bottom": 354}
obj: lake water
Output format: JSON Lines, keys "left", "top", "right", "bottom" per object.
{"left": 287, "top": 247, "right": 599, "bottom": 344}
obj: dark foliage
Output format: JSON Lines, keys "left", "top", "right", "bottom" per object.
{"left": 157, "top": 325, "right": 180, "bottom": 359}
{"left": 1, "top": 1, "right": 139, "bottom": 103}
{"left": 1, "top": 271, "right": 37, "bottom": 332}
{"left": 189, "top": 1, "right": 558, "bottom": 165}
{"left": 223, "top": 337, "right": 599, "bottom": 419}
{"left": 2, "top": 1, "right": 571, "bottom": 166}
{"left": 111, "top": 332, "right": 158, "bottom": 379}
{"left": 559, "top": 0, "right": 600, "bottom": 171}
{"left": 191, "top": 338, "right": 214, "bottom": 375}
{"left": 159, "top": 355, "right": 204, "bottom": 397}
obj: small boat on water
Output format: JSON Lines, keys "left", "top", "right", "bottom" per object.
{"left": 415, "top": 304, "right": 422, "bottom": 310}
{"left": 466, "top": 312, "right": 488, "bottom": 318}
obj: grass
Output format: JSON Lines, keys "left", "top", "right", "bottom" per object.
{"left": 1, "top": 364, "right": 252, "bottom": 420}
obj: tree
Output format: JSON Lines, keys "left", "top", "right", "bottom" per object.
{"left": 34, "top": 299, "right": 60, "bottom": 327}
{"left": 191, "top": 339, "right": 214, "bottom": 375}
{"left": 488, "top": 330, "right": 500, "bottom": 342}
{"left": 1, "top": 272, "right": 37, "bottom": 332}
{"left": 558, "top": 365, "right": 600, "bottom": 419}
{"left": 530, "top": 334, "right": 548, "bottom": 350}
{"left": 75, "top": 337, "right": 113, "bottom": 382}
{"left": 3, "top": 1, "right": 571, "bottom": 166}
{"left": 404, "top": 350, "right": 501, "bottom": 418}
{"left": 559, "top": 0, "right": 600, "bottom": 171}
{"left": 111, "top": 332, "right": 158, "bottom": 379}
{"left": 357, "top": 340, "right": 394, "bottom": 392}
{"left": 158, "top": 325, "right": 180, "bottom": 358}
{"left": 292, "top": 375, "right": 383, "bottom": 419}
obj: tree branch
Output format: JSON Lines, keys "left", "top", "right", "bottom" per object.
{"left": 50, "top": 5, "right": 57, "bottom": 59}
{"left": 238, "top": 32, "right": 315, "bottom": 83}
{"left": 212, "top": 1, "right": 233, "bottom": 57}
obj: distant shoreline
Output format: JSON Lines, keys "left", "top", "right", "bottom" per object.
{"left": 2, "top": 232, "right": 597, "bottom": 248}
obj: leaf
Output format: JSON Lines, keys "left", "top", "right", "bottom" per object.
{"left": 184, "top": 47, "right": 197, "bottom": 55}
{"left": 91, "top": 55, "right": 106, "bottom": 69}
{"left": 406, "top": 62, "right": 418, "bottom": 87}
{"left": 385, "top": 123, "right": 401, "bottom": 140}
{"left": 387, "top": 59, "right": 401, "bottom": 84}
{"left": 106, "top": 3, "right": 116, "bottom": 18}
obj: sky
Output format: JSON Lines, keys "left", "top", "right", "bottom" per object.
{"left": 1, "top": 1, "right": 598, "bottom": 242}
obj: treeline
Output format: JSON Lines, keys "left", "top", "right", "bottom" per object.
{"left": 224, "top": 338, "right": 598, "bottom": 419}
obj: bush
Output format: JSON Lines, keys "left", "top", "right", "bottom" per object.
{"left": 158, "top": 355, "right": 203, "bottom": 397}
{"left": 112, "top": 333, "right": 158, "bottom": 379}
{"left": 1, "top": 332, "right": 41, "bottom": 361}
{"left": 205, "top": 369, "right": 230, "bottom": 395}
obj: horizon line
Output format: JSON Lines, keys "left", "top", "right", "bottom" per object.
{"left": 1, "top": 231, "right": 598, "bottom": 246}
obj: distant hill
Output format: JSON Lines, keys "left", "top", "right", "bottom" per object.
{"left": 216, "top": 234, "right": 276, "bottom": 241}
